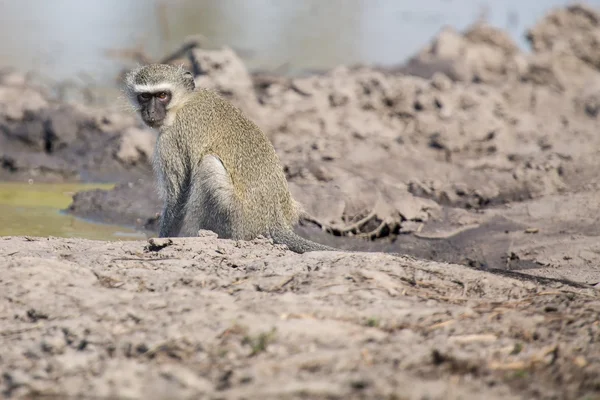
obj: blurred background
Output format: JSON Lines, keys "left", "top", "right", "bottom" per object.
{"left": 0, "top": 0, "right": 591, "bottom": 88}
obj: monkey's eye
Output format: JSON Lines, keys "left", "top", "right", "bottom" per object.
{"left": 138, "top": 93, "right": 151, "bottom": 102}
{"left": 157, "top": 92, "right": 168, "bottom": 100}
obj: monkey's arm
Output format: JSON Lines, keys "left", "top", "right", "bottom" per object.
{"left": 157, "top": 171, "right": 189, "bottom": 238}
{"left": 159, "top": 199, "right": 186, "bottom": 237}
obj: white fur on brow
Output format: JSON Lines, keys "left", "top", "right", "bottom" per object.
{"left": 133, "top": 83, "right": 175, "bottom": 93}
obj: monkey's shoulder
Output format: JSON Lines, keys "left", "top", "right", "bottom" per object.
{"left": 180, "top": 90, "right": 266, "bottom": 138}
{"left": 182, "top": 89, "right": 240, "bottom": 115}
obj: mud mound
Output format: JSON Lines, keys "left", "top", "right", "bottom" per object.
{"left": 1, "top": 236, "right": 598, "bottom": 399}
{"left": 404, "top": 22, "right": 527, "bottom": 83}
{"left": 527, "top": 4, "right": 600, "bottom": 70}
{"left": 0, "top": 70, "right": 153, "bottom": 183}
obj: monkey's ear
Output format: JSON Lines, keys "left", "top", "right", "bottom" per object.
{"left": 183, "top": 71, "right": 195, "bottom": 90}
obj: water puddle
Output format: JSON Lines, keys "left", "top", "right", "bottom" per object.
{"left": 0, "top": 182, "right": 146, "bottom": 241}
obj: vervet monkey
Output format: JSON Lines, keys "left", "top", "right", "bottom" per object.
{"left": 124, "top": 64, "right": 337, "bottom": 253}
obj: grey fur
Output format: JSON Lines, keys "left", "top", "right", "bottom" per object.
{"left": 124, "top": 63, "right": 338, "bottom": 253}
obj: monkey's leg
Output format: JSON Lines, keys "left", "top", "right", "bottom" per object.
{"left": 183, "top": 155, "right": 237, "bottom": 239}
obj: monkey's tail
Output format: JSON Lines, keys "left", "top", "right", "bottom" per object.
{"left": 270, "top": 228, "right": 339, "bottom": 254}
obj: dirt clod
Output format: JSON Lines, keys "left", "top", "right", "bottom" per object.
{"left": 144, "top": 237, "right": 174, "bottom": 252}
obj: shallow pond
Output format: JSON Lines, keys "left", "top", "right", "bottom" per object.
{"left": 0, "top": 182, "right": 146, "bottom": 241}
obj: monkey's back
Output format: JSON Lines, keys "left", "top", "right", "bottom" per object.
{"left": 172, "top": 89, "right": 298, "bottom": 237}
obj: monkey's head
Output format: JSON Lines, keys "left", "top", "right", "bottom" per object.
{"left": 124, "top": 64, "right": 195, "bottom": 129}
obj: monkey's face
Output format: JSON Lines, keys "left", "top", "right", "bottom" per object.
{"left": 137, "top": 91, "right": 172, "bottom": 128}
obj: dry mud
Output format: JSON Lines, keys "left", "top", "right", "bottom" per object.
{"left": 1, "top": 4, "right": 600, "bottom": 399}
{"left": 1, "top": 235, "right": 599, "bottom": 399}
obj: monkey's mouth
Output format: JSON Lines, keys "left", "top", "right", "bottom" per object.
{"left": 145, "top": 118, "right": 165, "bottom": 128}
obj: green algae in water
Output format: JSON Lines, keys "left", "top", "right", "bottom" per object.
{"left": 0, "top": 182, "right": 146, "bottom": 241}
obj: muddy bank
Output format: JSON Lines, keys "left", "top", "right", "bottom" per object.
{"left": 1, "top": 235, "right": 599, "bottom": 399}
{"left": 2, "top": 5, "right": 600, "bottom": 283}
{"left": 67, "top": 179, "right": 161, "bottom": 233}
{"left": 64, "top": 178, "right": 600, "bottom": 287}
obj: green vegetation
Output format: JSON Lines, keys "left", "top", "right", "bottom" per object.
{"left": 242, "top": 328, "right": 277, "bottom": 356}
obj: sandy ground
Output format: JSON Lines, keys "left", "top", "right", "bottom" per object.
{"left": 1, "top": 235, "right": 599, "bottom": 399}
{"left": 1, "top": 4, "right": 600, "bottom": 399}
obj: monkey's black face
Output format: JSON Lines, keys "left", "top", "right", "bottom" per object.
{"left": 137, "top": 91, "right": 172, "bottom": 128}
